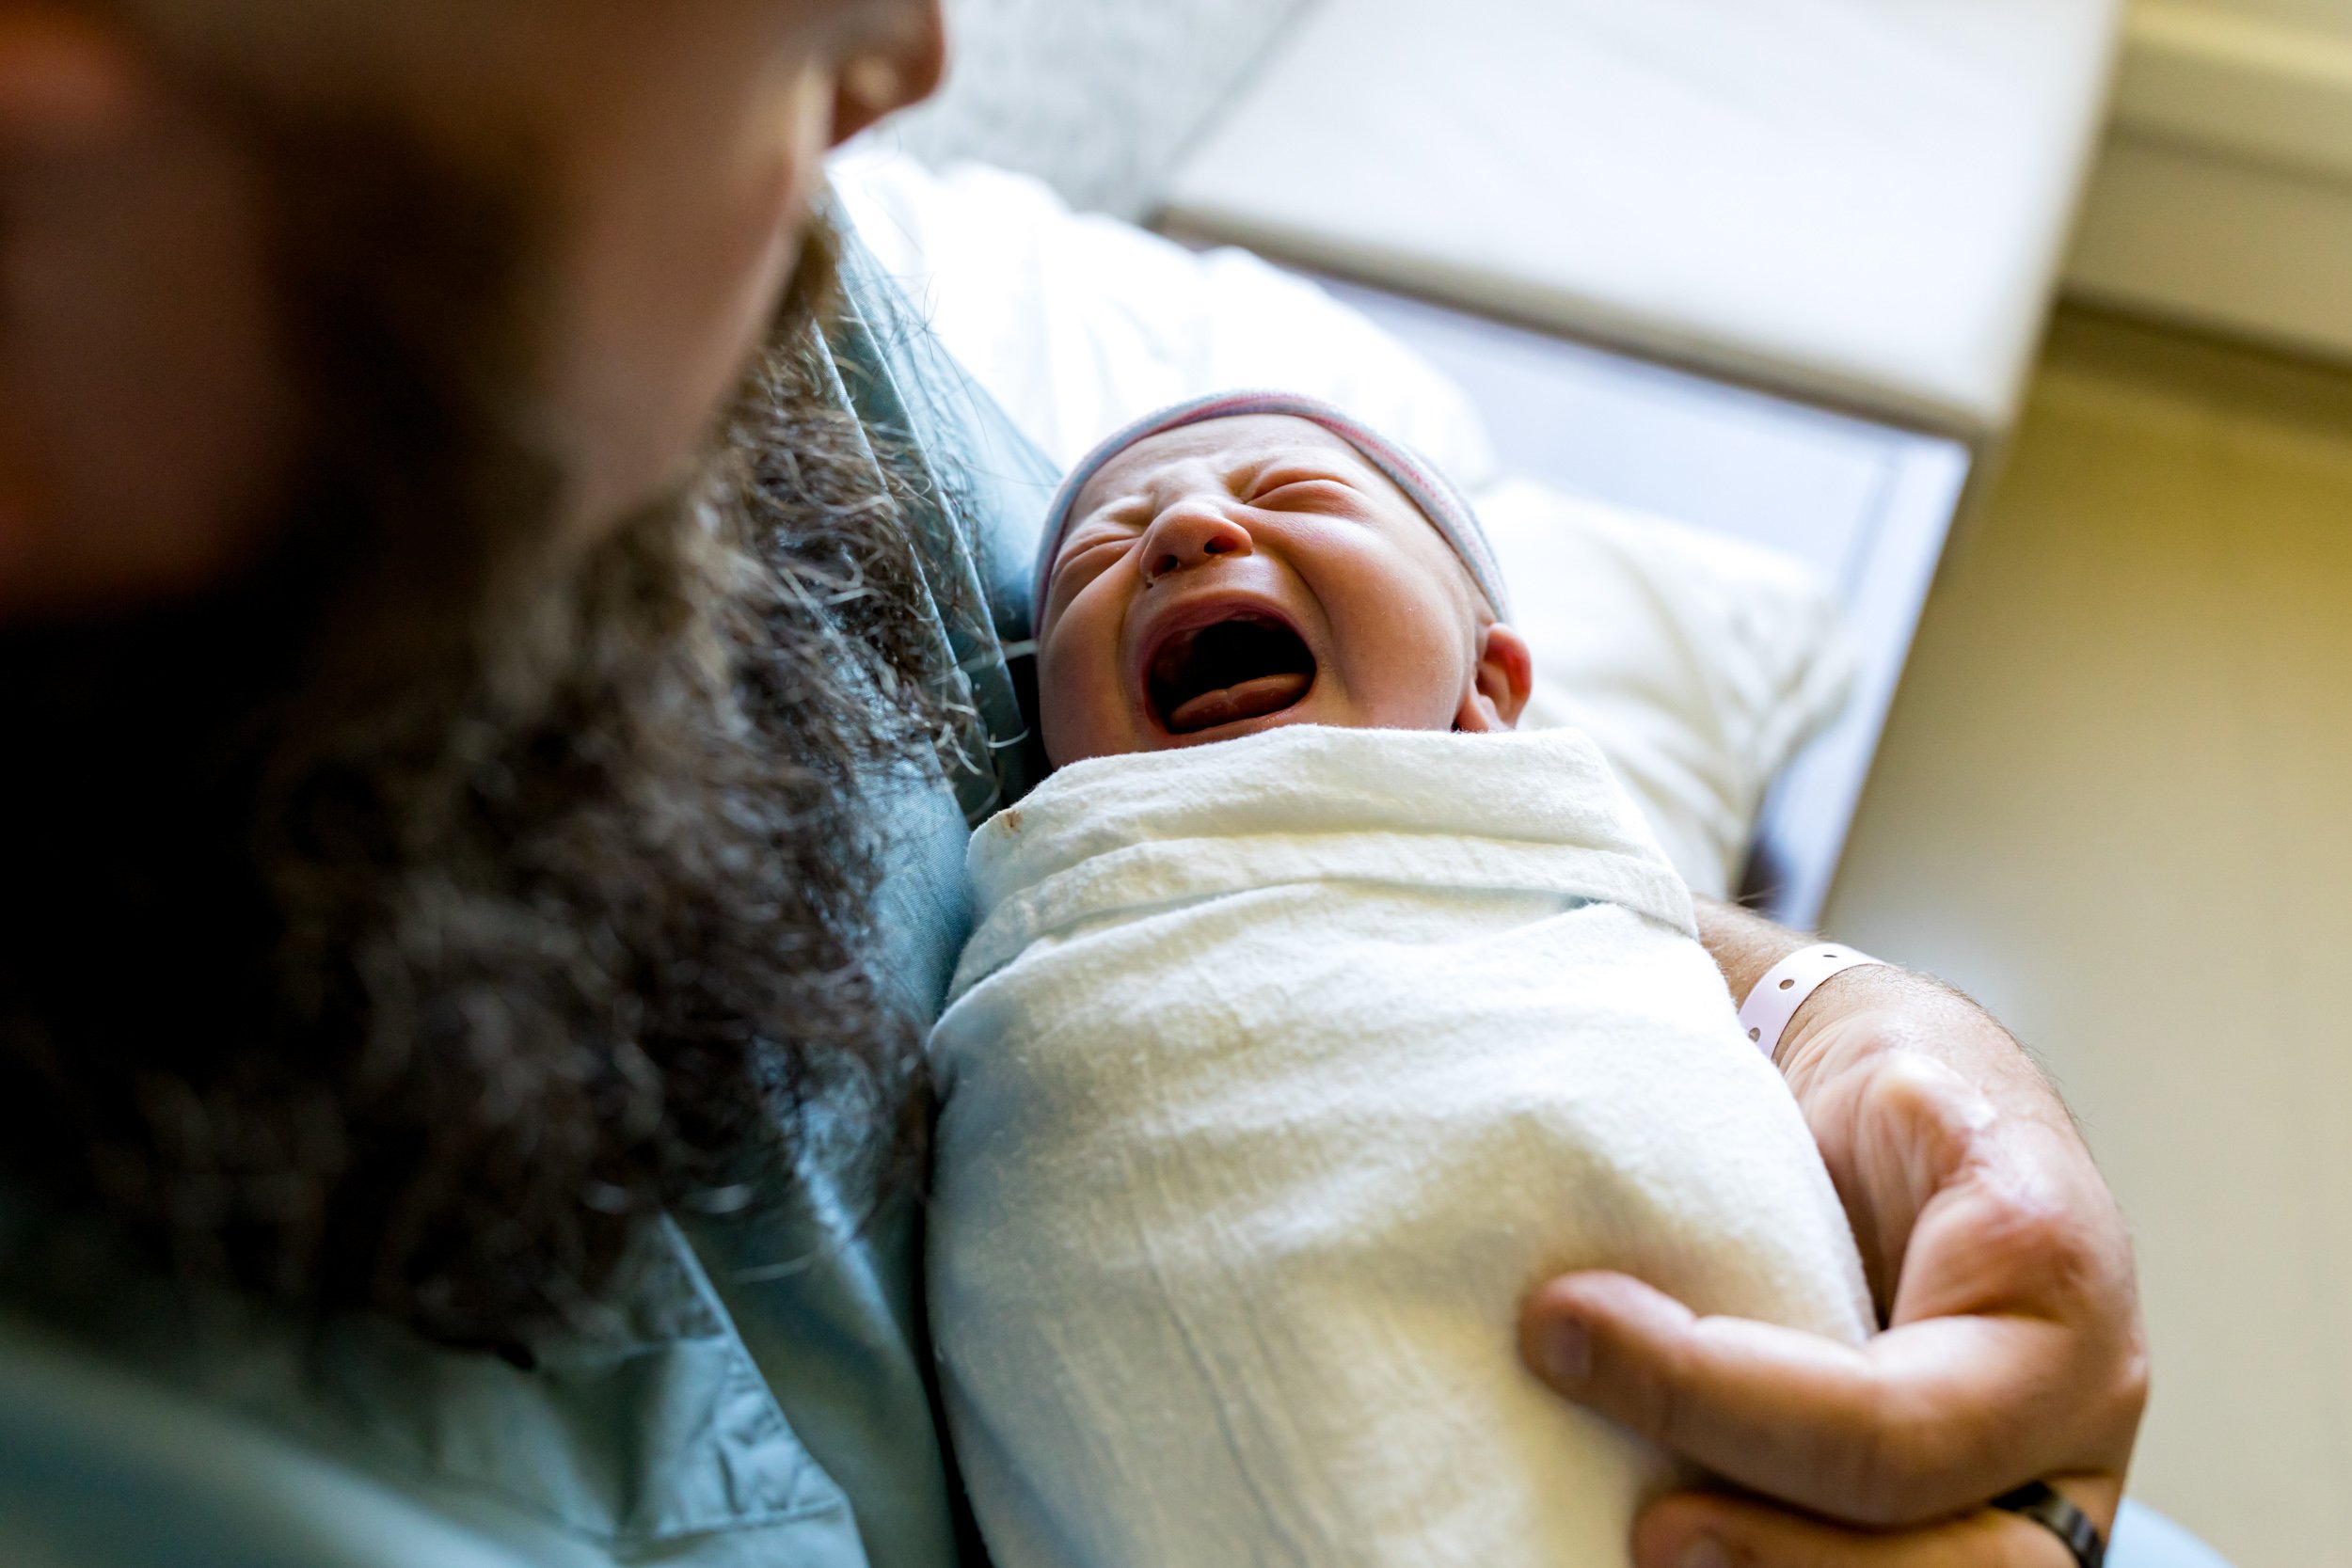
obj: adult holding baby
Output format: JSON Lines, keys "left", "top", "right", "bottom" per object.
{"left": 0, "top": 4, "right": 2146, "bottom": 1568}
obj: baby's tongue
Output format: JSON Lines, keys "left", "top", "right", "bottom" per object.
{"left": 1166, "top": 671, "right": 1312, "bottom": 735}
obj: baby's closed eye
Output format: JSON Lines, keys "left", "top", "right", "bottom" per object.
{"left": 1248, "top": 473, "right": 1364, "bottom": 514}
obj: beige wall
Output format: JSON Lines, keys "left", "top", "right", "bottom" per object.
{"left": 2068, "top": 0, "right": 2352, "bottom": 357}
{"left": 2195, "top": 0, "right": 2352, "bottom": 32}
{"left": 1828, "top": 309, "right": 2352, "bottom": 1565}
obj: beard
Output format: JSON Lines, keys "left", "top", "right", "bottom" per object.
{"left": 0, "top": 113, "right": 957, "bottom": 1347}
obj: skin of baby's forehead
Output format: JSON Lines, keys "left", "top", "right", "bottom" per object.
{"left": 1071, "top": 414, "right": 1423, "bottom": 523}
{"left": 1058, "top": 412, "right": 1486, "bottom": 623}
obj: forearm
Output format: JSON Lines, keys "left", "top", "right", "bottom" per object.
{"left": 1692, "top": 896, "right": 2074, "bottom": 1138}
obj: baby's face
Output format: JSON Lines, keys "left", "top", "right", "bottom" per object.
{"left": 1035, "top": 415, "right": 1529, "bottom": 766}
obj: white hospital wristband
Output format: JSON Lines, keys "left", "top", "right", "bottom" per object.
{"left": 1738, "top": 943, "right": 1888, "bottom": 1063}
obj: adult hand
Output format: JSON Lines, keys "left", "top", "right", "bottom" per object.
{"left": 1520, "top": 906, "right": 2148, "bottom": 1566}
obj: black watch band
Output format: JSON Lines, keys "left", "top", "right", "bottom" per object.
{"left": 1992, "top": 1481, "right": 2108, "bottom": 1568}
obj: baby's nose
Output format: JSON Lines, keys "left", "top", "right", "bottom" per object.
{"left": 1140, "top": 505, "right": 1252, "bottom": 583}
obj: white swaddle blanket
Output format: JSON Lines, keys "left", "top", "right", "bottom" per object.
{"left": 930, "top": 725, "right": 1873, "bottom": 1568}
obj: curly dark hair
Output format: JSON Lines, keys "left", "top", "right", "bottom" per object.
{"left": 0, "top": 109, "right": 965, "bottom": 1346}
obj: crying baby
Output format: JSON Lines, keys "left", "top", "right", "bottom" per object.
{"left": 927, "top": 391, "right": 1875, "bottom": 1568}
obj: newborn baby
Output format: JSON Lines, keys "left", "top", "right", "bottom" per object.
{"left": 929, "top": 392, "right": 1872, "bottom": 1568}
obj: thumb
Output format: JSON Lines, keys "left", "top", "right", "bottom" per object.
{"left": 1520, "top": 1269, "right": 2071, "bottom": 1524}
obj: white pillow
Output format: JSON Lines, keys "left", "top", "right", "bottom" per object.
{"left": 1481, "top": 478, "right": 1854, "bottom": 898}
{"left": 830, "top": 149, "right": 1852, "bottom": 897}
{"left": 830, "top": 147, "right": 1499, "bottom": 486}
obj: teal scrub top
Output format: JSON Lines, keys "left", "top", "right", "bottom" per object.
{"left": 0, "top": 220, "right": 1057, "bottom": 1568}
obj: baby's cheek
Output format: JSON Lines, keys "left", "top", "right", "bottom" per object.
{"left": 1035, "top": 667, "right": 1097, "bottom": 766}
{"left": 1037, "top": 641, "right": 1136, "bottom": 765}
{"left": 1335, "top": 598, "right": 1472, "bottom": 732}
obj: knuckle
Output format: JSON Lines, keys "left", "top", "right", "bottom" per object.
{"left": 2013, "top": 1197, "right": 2096, "bottom": 1277}
{"left": 2121, "top": 1336, "right": 2153, "bottom": 1414}
{"left": 1867, "top": 1048, "right": 1963, "bottom": 1107}
{"left": 1855, "top": 1053, "right": 1987, "bottom": 1180}
{"left": 1865, "top": 1051, "right": 1979, "bottom": 1133}
{"left": 1970, "top": 1180, "right": 2096, "bottom": 1288}
{"left": 2102, "top": 1334, "right": 2153, "bottom": 1449}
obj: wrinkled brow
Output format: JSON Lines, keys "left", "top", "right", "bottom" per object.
{"left": 1080, "top": 436, "right": 1375, "bottom": 526}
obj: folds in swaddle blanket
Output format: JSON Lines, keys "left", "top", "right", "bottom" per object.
{"left": 930, "top": 725, "right": 1873, "bottom": 1568}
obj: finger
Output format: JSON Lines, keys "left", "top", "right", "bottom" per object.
{"left": 1520, "top": 1273, "right": 2082, "bottom": 1524}
{"left": 1811, "top": 1049, "right": 1999, "bottom": 1302}
{"left": 1632, "top": 1490, "right": 2099, "bottom": 1568}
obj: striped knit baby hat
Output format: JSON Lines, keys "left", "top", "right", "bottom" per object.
{"left": 1031, "top": 390, "right": 1511, "bottom": 623}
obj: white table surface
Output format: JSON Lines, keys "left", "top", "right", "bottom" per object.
{"left": 1163, "top": 0, "right": 2121, "bottom": 438}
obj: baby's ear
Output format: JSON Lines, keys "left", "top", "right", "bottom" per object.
{"left": 1454, "top": 622, "right": 1534, "bottom": 733}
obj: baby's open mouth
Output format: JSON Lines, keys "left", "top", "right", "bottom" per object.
{"left": 1146, "top": 613, "right": 1316, "bottom": 736}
